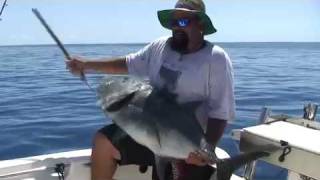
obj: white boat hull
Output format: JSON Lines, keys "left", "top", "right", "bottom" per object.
{"left": 0, "top": 148, "right": 244, "bottom": 180}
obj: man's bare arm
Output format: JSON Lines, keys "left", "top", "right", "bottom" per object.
{"left": 82, "top": 57, "right": 128, "bottom": 74}
{"left": 205, "top": 118, "right": 227, "bottom": 148}
{"left": 66, "top": 56, "right": 128, "bottom": 76}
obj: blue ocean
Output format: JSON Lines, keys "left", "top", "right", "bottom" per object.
{"left": 1, "top": 42, "right": 320, "bottom": 179}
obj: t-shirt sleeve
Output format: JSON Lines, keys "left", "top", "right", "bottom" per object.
{"left": 125, "top": 43, "right": 153, "bottom": 77}
{"left": 207, "top": 50, "right": 235, "bottom": 121}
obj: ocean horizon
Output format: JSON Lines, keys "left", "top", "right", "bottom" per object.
{"left": 1, "top": 41, "right": 320, "bottom": 47}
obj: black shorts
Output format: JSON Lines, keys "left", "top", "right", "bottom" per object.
{"left": 98, "top": 124, "right": 214, "bottom": 180}
{"left": 98, "top": 124, "right": 155, "bottom": 166}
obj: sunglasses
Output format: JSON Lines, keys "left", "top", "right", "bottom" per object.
{"left": 170, "top": 18, "right": 192, "bottom": 28}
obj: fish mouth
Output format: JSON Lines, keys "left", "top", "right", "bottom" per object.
{"left": 105, "top": 92, "right": 136, "bottom": 112}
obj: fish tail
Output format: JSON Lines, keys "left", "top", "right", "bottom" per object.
{"left": 216, "top": 151, "right": 270, "bottom": 180}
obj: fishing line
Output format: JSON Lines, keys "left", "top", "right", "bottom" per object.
{"left": 32, "top": 8, "right": 96, "bottom": 94}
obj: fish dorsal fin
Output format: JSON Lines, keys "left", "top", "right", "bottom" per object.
{"left": 180, "top": 101, "right": 202, "bottom": 113}
{"left": 106, "top": 92, "right": 136, "bottom": 112}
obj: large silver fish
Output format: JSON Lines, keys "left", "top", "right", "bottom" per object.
{"left": 97, "top": 75, "right": 270, "bottom": 180}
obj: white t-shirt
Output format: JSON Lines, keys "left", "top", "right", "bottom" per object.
{"left": 126, "top": 36, "right": 235, "bottom": 129}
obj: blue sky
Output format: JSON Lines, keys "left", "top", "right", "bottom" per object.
{"left": 0, "top": 0, "right": 319, "bottom": 45}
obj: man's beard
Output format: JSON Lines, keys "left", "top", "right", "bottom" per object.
{"left": 171, "top": 31, "right": 189, "bottom": 53}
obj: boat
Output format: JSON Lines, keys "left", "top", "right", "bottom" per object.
{"left": 0, "top": 147, "right": 244, "bottom": 180}
{"left": 0, "top": 104, "right": 319, "bottom": 180}
{"left": 232, "top": 103, "right": 320, "bottom": 180}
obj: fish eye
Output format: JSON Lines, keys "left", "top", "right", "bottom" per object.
{"left": 123, "top": 77, "right": 129, "bottom": 82}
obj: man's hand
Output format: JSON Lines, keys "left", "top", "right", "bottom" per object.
{"left": 65, "top": 56, "right": 86, "bottom": 76}
{"left": 185, "top": 151, "right": 209, "bottom": 166}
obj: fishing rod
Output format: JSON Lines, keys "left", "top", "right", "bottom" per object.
{"left": 0, "top": 0, "right": 8, "bottom": 20}
{"left": 31, "top": 8, "right": 95, "bottom": 92}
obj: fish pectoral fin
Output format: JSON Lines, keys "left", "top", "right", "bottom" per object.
{"left": 155, "top": 128, "right": 161, "bottom": 148}
{"left": 105, "top": 92, "right": 136, "bottom": 112}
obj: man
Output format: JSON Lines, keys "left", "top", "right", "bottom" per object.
{"left": 67, "top": 0, "right": 235, "bottom": 179}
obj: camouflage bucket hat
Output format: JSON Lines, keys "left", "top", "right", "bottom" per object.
{"left": 157, "top": 0, "right": 217, "bottom": 35}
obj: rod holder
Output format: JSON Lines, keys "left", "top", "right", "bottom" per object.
{"left": 303, "top": 103, "right": 318, "bottom": 121}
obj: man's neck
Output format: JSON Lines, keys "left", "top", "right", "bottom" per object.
{"left": 187, "top": 39, "right": 205, "bottom": 53}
